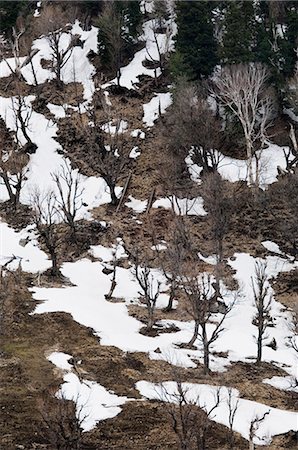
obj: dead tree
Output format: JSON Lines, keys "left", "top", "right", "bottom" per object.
{"left": 38, "top": 393, "right": 85, "bottom": 450}
{"left": 166, "top": 80, "right": 222, "bottom": 174}
{"left": 131, "top": 249, "right": 161, "bottom": 331}
{"left": 0, "top": 152, "right": 28, "bottom": 209}
{"left": 30, "top": 189, "right": 61, "bottom": 277}
{"left": 37, "top": 4, "right": 78, "bottom": 89}
{"left": 52, "top": 163, "right": 83, "bottom": 239}
{"left": 159, "top": 379, "right": 221, "bottom": 450}
{"left": 251, "top": 261, "right": 273, "bottom": 364}
{"left": 201, "top": 172, "right": 234, "bottom": 298}
{"left": 212, "top": 64, "right": 275, "bottom": 187}
{"left": 226, "top": 387, "right": 239, "bottom": 450}
{"left": 182, "top": 273, "right": 235, "bottom": 374}
{"left": 249, "top": 411, "right": 270, "bottom": 450}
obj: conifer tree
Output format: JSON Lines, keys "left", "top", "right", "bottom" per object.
{"left": 173, "top": 0, "right": 218, "bottom": 80}
{"left": 221, "top": 0, "right": 256, "bottom": 65}
{"left": 0, "top": 0, "right": 29, "bottom": 35}
{"left": 98, "top": 0, "right": 142, "bottom": 83}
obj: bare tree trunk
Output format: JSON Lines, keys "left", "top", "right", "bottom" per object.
{"left": 246, "top": 137, "right": 254, "bottom": 186}
{"left": 106, "top": 180, "right": 119, "bottom": 206}
{"left": 164, "top": 282, "right": 176, "bottom": 312}
{"left": 202, "top": 324, "right": 210, "bottom": 374}
{"left": 188, "top": 320, "right": 199, "bottom": 347}
{"left": 257, "top": 326, "right": 263, "bottom": 364}
{"left": 147, "top": 306, "right": 155, "bottom": 330}
{"left": 50, "top": 251, "right": 59, "bottom": 277}
{"left": 0, "top": 173, "right": 16, "bottom": 204}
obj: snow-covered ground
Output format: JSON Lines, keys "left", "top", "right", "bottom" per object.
{"left": 136, "top": 381, "right": 298, "bottom": 446}
{"left": 0, "top": 95, "right": 122, "bottom": 216}
{"left": 31, "top": 242, "right": 298, "bottom": 381}
{"left": 0, "top": 221, "right": 50, "bottom": 273}
{"left": 102, "top": 19, "right": 176, "bottom": 90}
{"left": 0, "top": 8, "right": 297, "bottom": 441}
{"left": 48, "top": 351, "right": 128, "bottom": 431}
{"left": 0, "top": 22, "right": 98, "bottom": 102}
{"left": 143, "top": 92, "right": 172, "bottom": 127}
{"left": 186, "top": 143, "right": 292, "bottom": 188}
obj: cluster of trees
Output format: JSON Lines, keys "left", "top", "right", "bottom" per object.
{"left": 173, "top": 0, "right": 298, "bottom": 85}
{"left": 97, "top": 0, "right": 142, "bottom": 85}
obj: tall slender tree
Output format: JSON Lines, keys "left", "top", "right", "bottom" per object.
{"left": 221, "top": 0, "right": 256, "bottom": 65}
{"left": 173, "top": 1, "right": 218, "bottom": 80}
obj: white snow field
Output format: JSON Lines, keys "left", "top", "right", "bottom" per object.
{"left": 102, "top": 19, "right": 176, "bottom": 90}
{"left": 0, "top": 95, "right": 122, "bottom": 215}
{"left": 142, "top": 92, "right": 172, "bottom": 127}
{"left": 0, "top": 221, "right": 50, "bottom": 273}
{"left": 48, "top": 352, "right": 128, "bottom": 431}
{"left": 136, "top": 381, "right": 298, "bottom": 446}
{"left": 0, "top": 22, "right": 98, "bottom": 102}
{"left": 31, "top": 243, "right": 298, "bottom": 381}
{"left": 186, "top": 142, "right": 293, "bottom": 188}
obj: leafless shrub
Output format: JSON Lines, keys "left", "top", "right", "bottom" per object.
{"left": 52, "top": 162, "right": 84, "bottom": 238}
{"left": 30, "top": 188, "right": 61, "bottom": 277}
{"left": 181, "top": 272, "right": 236, "bottom": 374}
{"left": 158, "top": 378, "right": 221, "bottom": 450}
{"left": 38, "top": 393, "right": 85, "bottom": 450}
{"left": 167, "top": 80, "right": 223, "bottom": 174}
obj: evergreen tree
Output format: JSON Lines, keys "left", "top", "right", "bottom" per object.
{"left": 0, "top": 0, "right": 29, "bottom": 35}
{"left": 254, "top": 0, "right": 297, "bottom": 93}
{"left": 173, "top": 1, "right": 218, "bottom": 80}
{"left": 221, "top": 0, "right": 256, "bottom": 64}
{"left": 97, "top": 0, "right": 142, "bottom": 85}
{"left": 281, "top": 3, "right": 298, "bottom": 78}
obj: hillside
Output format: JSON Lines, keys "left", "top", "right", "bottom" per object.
{"left": 0, "top": 1, "right": 297, "bottom": 449}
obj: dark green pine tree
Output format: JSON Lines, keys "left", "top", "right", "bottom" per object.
{"left": 281, "top": 3, "right": 298, "bottom": 78}
{"left": 221, "top": 0, "right": 256, "bottom": 64}
{"left": 121, "top": 0, "right": 142, "bottom": 40}
{"left": 173, "top": 0, "right": 218, "bottom": 80}
{"left": 0, "top": 0, "right": 29, "bottom": 35}
{"left": 254, "top": 1, "right": 297, "bottom": 89}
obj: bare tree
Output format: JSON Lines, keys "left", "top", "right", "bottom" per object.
{"left": 212, "top": 64, "right": 275, "bottom": 187}
{"left": 155, "top": 217, "right": 191, "bottom": 312}
{"left": 38, "top": 393, "right": 85, "bottom": 450}
{"left": 37, "top": 4, "right": 78, "bottom": 89}
{"left": 249, "top": 411, "right": 270, "bottom": 450}
{"left": 251, "top": 260, "right": 273, "bottom": 364}
{"left": 146, "top": 18, "right": 172, "bottom": 78}
{"left": 84, "top": 95, "right": 129, "bottom": 206}
{"left": 201, "top": 172, "right": 235, "bottom": 298}
{"left": 11, "top": 93, "right": 36, "bottom": 152}
{"left": 283, "top": 124, "right": 298, "bottom": 172}
{"left": 182, "top": 273, "right": 235, "bottom": 374}
{"left": 130, "top": 248, "right": 161, "bottom": 331}
{"left": 159, "top": 379, "right": 221, "bottom": 450}
{"left": 226, "top": 387, "right": 239, "bottom": 450}
{"left": 30, "top": 189, "right": 61, "bottom": 277}
{"left": 167, "top": 80, "right": 222, "bottom": 174}
{"left": 0, "top": 151, "right": 28, "bottom": 209}
{"left": 52, "top": 163, "right": 84, "bottom": 239}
